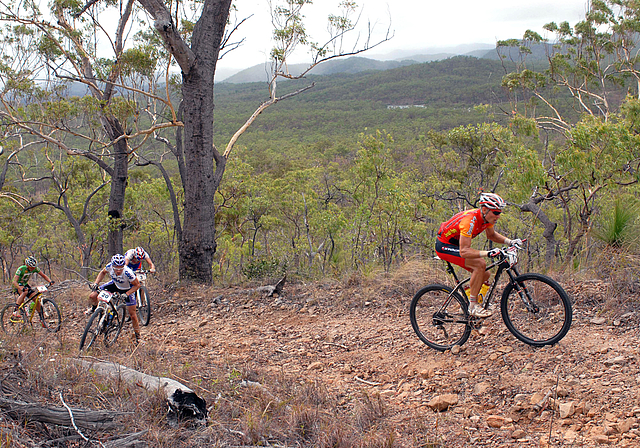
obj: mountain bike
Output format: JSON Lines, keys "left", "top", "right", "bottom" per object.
{"left": 409, "top": 243, "right": 572, "bottom": 351}
{"left": 79, "top": 289, "right": 126, "bottom": 350}
{"left": 1, "top": 283, "right": 61, "bottom": 335}
{"left": 134, "top": 270, "right": 151, "bottom": 326}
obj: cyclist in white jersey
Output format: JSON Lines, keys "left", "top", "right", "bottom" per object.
{"left": 87, "top": 254, "right": 142, "bottom": 342}
{"left": 125, "top": 246, "right": 156, "bottom": 273}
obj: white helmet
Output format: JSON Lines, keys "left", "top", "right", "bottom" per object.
{"left": 479, "top": 192, "right": 506, "bottom": 210}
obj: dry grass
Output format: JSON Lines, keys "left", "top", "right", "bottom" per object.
{"left": 1, "top": 253, "right": 637, "bottom": 447}
{"left": 0, "top": 324, "right": 415, "bottom": 447}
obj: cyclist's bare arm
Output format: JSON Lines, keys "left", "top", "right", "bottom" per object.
{"left": 39, "top": 271, "right": 53, "bottom": 284}
{"left": 459, "top": 236, "right": 486, "bottom": 259}
{"left": 125, "top": 277, "right": 141, "bottom": 297}
{"left": 486, "top": 227, "right": 509, "bottom": 245}
{"left": 11, "top": 275, "right": 20, "bottom": 292}
{"left": 145, "top": 256, "right": 156, "bottom": 273}
{"left": 93, "top": 268, "right": 108, "bottom": 285}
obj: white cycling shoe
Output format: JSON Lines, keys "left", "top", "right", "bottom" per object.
{"left": 469, "top": 303, "right": 493, "bottom": 318}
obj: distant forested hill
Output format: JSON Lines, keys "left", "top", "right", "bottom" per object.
{"left": 213, "top": 56, "right": 512, "bottom": 170}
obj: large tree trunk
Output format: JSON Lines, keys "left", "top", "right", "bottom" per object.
{"left": 178, "top": 0, "right": 231, "bottom": 283}
{"left": 100, "top": 115, "right": 129, "bottom": 256}
{"left": 108, "top": 138, "right": 129, "bottom": 256}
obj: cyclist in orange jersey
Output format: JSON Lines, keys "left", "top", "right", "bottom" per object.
{"left": 436, "top": 193, "right": 522, "bottom": 318}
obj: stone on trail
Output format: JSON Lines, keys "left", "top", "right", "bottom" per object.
{"left": 427, "top": 394, "right": 458, "bottom": 412}
{"left": 559, "top": 401, "right": 575, "bottom": 419}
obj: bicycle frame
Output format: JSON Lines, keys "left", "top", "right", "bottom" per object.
{"left": 135, "top": 270, "right": 147, "bottom": 287}
{"left": 22, "top": 285, "right": 48, "bottom": 323}
{"left": 438, "top": 246, "right": 535, "bottom": 318}
{"left": 93, "top": 290, "right": 123, "bottom": 330}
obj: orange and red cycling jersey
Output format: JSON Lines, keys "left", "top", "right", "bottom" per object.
{"left": 437, "top": 209, "right": 493, "bottom": 246}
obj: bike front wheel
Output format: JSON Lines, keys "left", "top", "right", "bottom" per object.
{"left": 1, "top": 303, "right": 25, "bottom": 335}
{"left": 136, "top": 287, "right": 151, "bottom": 326}
{"left": 410, "top": 284, "right": 471, "bottom": 352}
{"left": 103, "top": 304, "right": 125, "bottom": 347}
{"left": 501, "top": 273, "right": 572, "bottom": 347}
{"left": 39, "top": 298, "right": 62, "bottom": 333}
{"left": 80, "top": 308, "right": 104, "bottom": 350}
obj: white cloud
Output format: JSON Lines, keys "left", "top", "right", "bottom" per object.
{"left": 218, "top": 0, "right": 590, "bottom": 70}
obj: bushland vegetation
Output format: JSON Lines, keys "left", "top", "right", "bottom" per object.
{"left": 1, "top": 50, "right": 640, "bottom": 287}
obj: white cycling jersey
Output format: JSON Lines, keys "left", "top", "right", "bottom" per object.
{"left": 125, "top": 248, "right": 148, "bottom": 267}
{"left": 105, "top": 262, "right": 136, "bottom": 290}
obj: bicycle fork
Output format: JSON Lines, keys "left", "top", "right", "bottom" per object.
{"left": 506, "top": 270, "right": 539, "bottom": 313}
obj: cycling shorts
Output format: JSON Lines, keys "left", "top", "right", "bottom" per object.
{"left": 128, "top": 262, "right": 142, "bottom": 272}
{"left": 99, "top": 281, "right": 136, "bottom": 306}
{"left": 435, "top": 240, "right": 472, "bottom": 272}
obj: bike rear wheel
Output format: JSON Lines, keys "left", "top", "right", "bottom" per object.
{"left": 501, "top": 273, "right": 572, "bottom": 347}
{"left": 410, "top": 284, "right": 471, "bottom": 351}
{"left": 39, "top": 298, "right": 62, "bottom": 333}
{"left": 1, "top": 303, "right": 25, "bottom": 335}
{"left": 136, "top": 287, "right": 151, "bottom": 326}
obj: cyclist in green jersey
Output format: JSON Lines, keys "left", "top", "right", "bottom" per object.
{"left": 12, "top": 256, "right": 54, "bottom": 317}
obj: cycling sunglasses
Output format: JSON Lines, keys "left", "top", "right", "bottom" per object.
{"left": 491, "top": 210, "right": 502, "bottom": 215}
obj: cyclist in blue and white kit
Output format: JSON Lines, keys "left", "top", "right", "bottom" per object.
{"left": 124, "top": 246, "right": 156, "bottom": 273}
{"left": 88, "top": 254, "right": 142, "bottom": 342}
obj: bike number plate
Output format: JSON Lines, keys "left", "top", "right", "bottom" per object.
{"left": 36, "top": 285, "right": 48, "bottom": 292}
{"left": 98, "top": 290, "right": 112, "bottom": 302}
{"left": 136, "top": 273, "right": 146, "bottom": 282}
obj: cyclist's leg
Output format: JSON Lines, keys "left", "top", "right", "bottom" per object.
{"left": 464, "top": 257, "right": 489, "bottom": 296}
{"left": 13, "top": 287, "right": 29, "bottom": 317}
{"left": 121, "top": 291, "right": 140, "bottom": 340}
{"left": 436, "top": 241, "right": 490, "bottom": 317}
{"left": 15, "top": 287, "right": 29, "bottom": 307}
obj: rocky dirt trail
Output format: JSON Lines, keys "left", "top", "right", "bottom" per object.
{"left": 58, "top": 278, "right": 640, "bottom": 447}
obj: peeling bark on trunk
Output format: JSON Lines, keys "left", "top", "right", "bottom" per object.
{"left": 107, "top": 129, "right": 129, "bottom": 256}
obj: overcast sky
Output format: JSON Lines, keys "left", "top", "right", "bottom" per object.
{"left": 217, "top": 0, "right": 590, "bottom": 72}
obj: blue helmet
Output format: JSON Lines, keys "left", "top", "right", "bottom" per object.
{"left": 111, "top": 254, "right": 125, "bottom": 267}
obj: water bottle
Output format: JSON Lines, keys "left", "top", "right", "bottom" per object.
{"left": 464, "top": 283, "right": 490, "bottom": 304}
{"left": 106, "top": 309, "right": 113, "bottom": 324}
{"left": 29, "top": 301, "right": 35, "bottom": 313}
{"left": 478, "top": 283, "right": 490, "bottom": 304}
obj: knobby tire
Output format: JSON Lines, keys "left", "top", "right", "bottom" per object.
{"left": 40, "top": 298, "right": 62, "bottom": 333}
{"left": 409, "top": 284, "right": 471, "bottom": 352}
{"left": 501, "top": 273, "right": 572, "bottom": 347}
{"left": 137, "top": 287, "right": 151, "bottom": 326}
{"left": 1, "top": 303, "right": 25, "bottom": 335}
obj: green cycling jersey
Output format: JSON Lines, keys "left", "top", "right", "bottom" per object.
{"left": 14, "top": 265, "right": 41, "bottom": 287}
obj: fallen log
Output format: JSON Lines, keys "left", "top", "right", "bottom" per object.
{"left": 73, "top": 358, "right": 207, "bottom": 426}
{"left": 256, "top": 274, "right": 286, "bottom": 297}
{"left": 0, "top": 397, "right": 119, "bottom": 430}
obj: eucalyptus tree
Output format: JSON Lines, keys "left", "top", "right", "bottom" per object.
{"left": 0, "top": 0, "right": 390, "bottom": 282}
{"left": 142, "top": 0, "right": 390, "bottom": 282}
{"left": 496, "top": 0, "right": 640, "bottom": 263}
{"left": 0, "top": 0, "right": 170, "bottom": 258}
